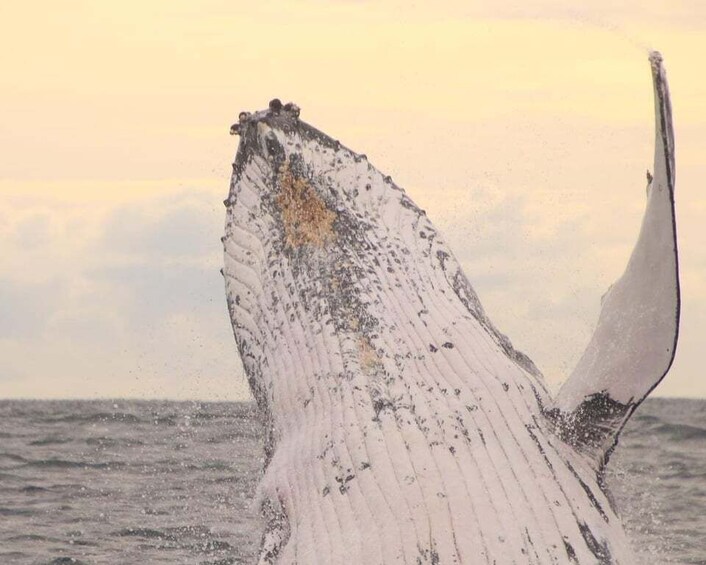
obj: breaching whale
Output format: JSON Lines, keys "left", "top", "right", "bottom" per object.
{"left": 222, "top": 52, "right": 678, "bottom": 564}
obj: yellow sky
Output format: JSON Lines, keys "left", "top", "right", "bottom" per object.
{"left": 1, "top": 1, "right": 704, "bottom": 399}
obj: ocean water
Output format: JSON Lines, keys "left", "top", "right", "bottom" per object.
{"left": 0, "top": 398, "right": 703, "bottom": 564}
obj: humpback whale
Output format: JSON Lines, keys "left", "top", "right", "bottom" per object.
{"left": 222, "top": 52, "right": 678, "bottom": 564}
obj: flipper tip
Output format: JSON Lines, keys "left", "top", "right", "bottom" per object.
{"left": 649, "top": 51, "right": 666, "bottom": 79}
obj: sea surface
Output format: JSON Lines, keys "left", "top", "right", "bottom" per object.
{"left": 0, "top": 398, "right": 704, "bottom": 564}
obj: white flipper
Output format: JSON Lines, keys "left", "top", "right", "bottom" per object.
{"left": 550, "top": 52, "right": 680, "bottom": 467}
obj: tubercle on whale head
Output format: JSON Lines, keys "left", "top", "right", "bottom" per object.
{"left": 228, "top": 99, "right": 308, "bottom": 174}
{"left": 229, "top": 99, "right": 300, "bottom": 136}
{"left": 228, "top": 98, "right": 366, "bottom": 170}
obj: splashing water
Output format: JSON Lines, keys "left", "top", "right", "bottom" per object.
{"left": 0, "top": 398, "right": 704, "bottom": 564}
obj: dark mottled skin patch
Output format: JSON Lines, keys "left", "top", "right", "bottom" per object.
{"left": 564, "top": 460, "right": 609, "bottom": 523}
{"left": 416, "top": 543, "right": 440, "bottom": 565}
{"left": 448, "top": 269, "right": 543, "bottom": 380}
{"left": 545, "top": 391, "right": 633, "bottom": 469}
{"left": 563, "top": 538, "right": 579, "bottom": 563}
{"left": 259, "top": 497, "right": 289, "bottom": 564}
{"left": 335, "top": 473, "right": 356, "bottom": 494}
{"left": 578, "top": 521, "right": 615, "bottom": 565}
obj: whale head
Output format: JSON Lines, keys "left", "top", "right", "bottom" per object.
{"left": 225, "top": 98, "right": 404, "bottom": 261}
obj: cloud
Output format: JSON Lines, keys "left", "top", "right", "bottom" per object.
{"left": 0, "top": 0, "right": 704, "bottom": 400}
{"left": 0, "top": 278, "right": 69, "bottom": 339}
{"left": 1, "top": 161, "right": 704, "bottom": 399}
{"left": 100, "top": 194, "right": 221, "bottom": 263}
{"left": 0, "top": 185, "right": 245, "bottom": 400}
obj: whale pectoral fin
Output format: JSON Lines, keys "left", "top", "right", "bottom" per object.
{"left": 549, "top": 52, "right": 679, "bottom": 468}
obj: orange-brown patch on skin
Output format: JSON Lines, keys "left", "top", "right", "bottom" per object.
{"left": 276, "top": 164, "right": 336, "bottom": 249}
{"left": 358, "top": 335, "right": 382, "bottom": 374}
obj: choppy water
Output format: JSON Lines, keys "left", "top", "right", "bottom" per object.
{"left": 0, "top": 398, "right": 703, "bottom": 564}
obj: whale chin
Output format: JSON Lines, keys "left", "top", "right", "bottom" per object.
{"left": 222, "top": 52, "right": 678, "bottom": 564}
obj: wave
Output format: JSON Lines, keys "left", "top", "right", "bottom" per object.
{"left": 653, "top": 422, "right": 706, "bottom": 440}
{"left": 115, "top": 526, "right": 234, "bottom": 551}
{"left": 5, "top": 534, "right": 59, "bottom": 542}
{"left": 0, "top": 507, "right": 35, "bottom": 516}
{"left": 0, "top": 452, "right": 28, "bottom": 464}
{"left": 84, "top": 436, "right": 145, "bottom": 447}
{"left": 150, "top": 458, "right": 234, "bottom": 472}
{"left": 22, "top": 458, "right": 127, "bottom": 470}
{"left": 117, "top": 527, "right": 166, "bottom": 539}
{"left": 29, "top": 437, "right": 73, "bottom": 446}
{"left": 20, "top": 485, "right": 49, "bottom": 493}
{"left": 38, "top": 412, "right": 143, "bottom": 424}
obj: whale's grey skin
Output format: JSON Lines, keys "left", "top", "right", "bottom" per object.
{"left": 222, "top": 53, "right": 678, "bottom": 564}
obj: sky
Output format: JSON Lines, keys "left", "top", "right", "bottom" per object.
{"left": 0, "top": 1, "right": 704, "bottom": 400}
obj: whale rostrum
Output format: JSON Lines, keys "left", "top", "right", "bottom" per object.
{"left": 222, "top": 52, "right": 678, "bottom": 564}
